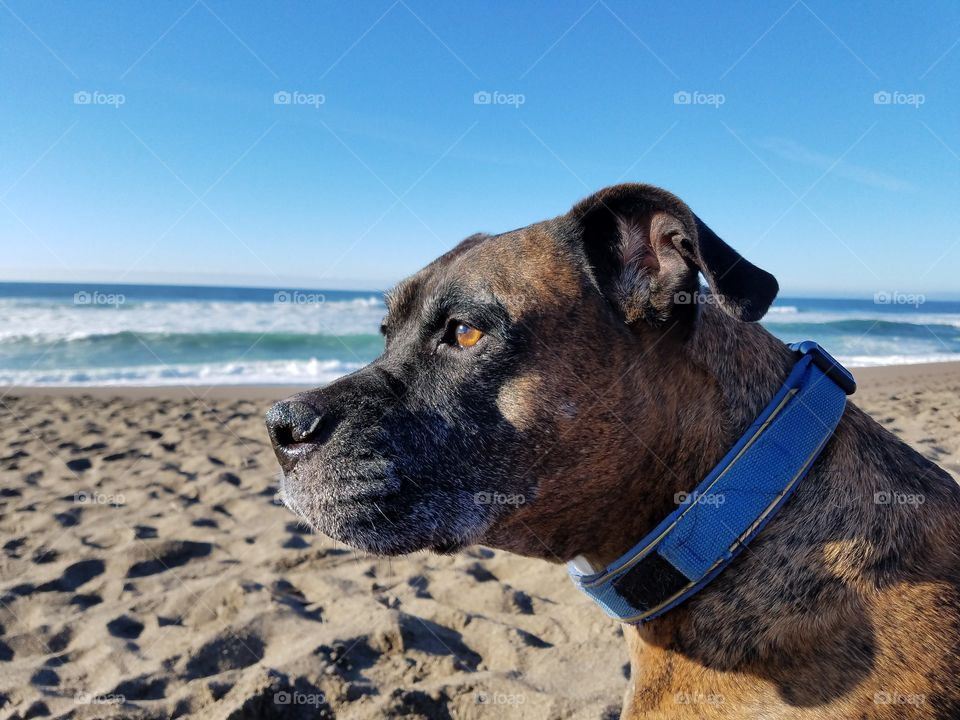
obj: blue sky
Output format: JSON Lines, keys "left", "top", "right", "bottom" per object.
{"left": 1, "top": 0, "right": 958, "bottom": 296}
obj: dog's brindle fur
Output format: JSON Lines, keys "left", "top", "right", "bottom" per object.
{"left": 267, "top": 184, "right": 960, "bottom": 718}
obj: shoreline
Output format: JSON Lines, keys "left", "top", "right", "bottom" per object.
{"left": 3, "top": 360, "right": 960, "bottom": 400}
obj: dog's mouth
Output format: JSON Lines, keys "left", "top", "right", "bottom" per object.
{"left": 277, "top": 465, "right": 490, "bottom": 556}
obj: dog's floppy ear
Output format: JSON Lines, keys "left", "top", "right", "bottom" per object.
{"left": 568, "top": 183, "right": 778, "bottom": 324}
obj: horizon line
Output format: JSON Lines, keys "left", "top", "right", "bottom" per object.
{"left": 1, "top": 278, "right": 958, "bottom": 303}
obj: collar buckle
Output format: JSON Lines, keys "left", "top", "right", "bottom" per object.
{"left": 790, "top": 341, "right": 857, "bottom": 395}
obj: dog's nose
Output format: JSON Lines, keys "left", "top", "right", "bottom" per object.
{"left": 265, "top": 399, "right": 325, "bottom": 450}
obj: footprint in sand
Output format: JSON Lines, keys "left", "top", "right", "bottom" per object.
{"left": 183, "top": 632, "right": 265, "bottom": 679}
{"left": 106, "top": 615, "right": 144, "bottom": 640}
{"left": 31, "top": 547, "right": 58, "bottom": 564}
{"left": 395, "top": 613, "right": 482, "bottom": 671}
{"left": 126, "top": 540, "right": 213, "bottom": 578}
{"left": 513, "top": 627, "right": 553, "bottom": 649}
{"left": 510, "top": 589, "right": 534, "bottom": 614}
{"left": 218, "top": 471, "right": 241, "bottom": 486}
{"left": 69, "top": 593, "right": 102, "bottom": 610}
{"left": 37, "top": 559, "right": 105, "bottom": 593}
{"left": 30, "top": 668, "right": 59, "bottom": 687}
{"left": 0, "top": 624, "right": 13, "bottom": 662}
{"left": 282, "top": 535, "right": 309, "bottom": 549}
{"left": 112, "top": 674, "right": 167, "bottom": 701}
{"left": 465, "top": 562, "right": 497, "bottom": 583}
{"left": 314, "top": 637, "right": 379, "bottom": 680}
{"left": 65, "top": 457, "right": 92, "bottom": 472}
{"left": 1, "top": 449, "right": 29, "bottom": 463}
{"left": 3, "top": 537, "right": 26, "bottom": 558}
{"left": 407, "top": 575, "right": 431, "bottom": 599}
{"left": 46, "top": 627, "right": 72, "bottom": 653}
{"left": 53, "top": 508, "right": 82, "bottom": 527}
{"left": 271, "top": 579, "right": 323, "bottom": 622}
{"left": 387, "top": 688, "right": 453, "bottom": 718}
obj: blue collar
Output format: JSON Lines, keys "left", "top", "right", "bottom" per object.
{"left": 568, "top": 341, "right": 856, "bottom": 624}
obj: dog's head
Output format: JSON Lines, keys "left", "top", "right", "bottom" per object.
{"left": 266, "top": 184, "right": 778, "bottom": 561}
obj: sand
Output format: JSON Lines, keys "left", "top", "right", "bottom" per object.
{"left": 1, "top": 362, "right": 958, "bottom": 719}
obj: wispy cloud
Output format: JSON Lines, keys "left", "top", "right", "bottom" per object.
{"left": 758, "top": 137, "right": 915, "bottom": 193}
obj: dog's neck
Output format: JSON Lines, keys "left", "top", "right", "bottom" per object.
{"left": 582, "top": 305, "right": 796, "bottom": 571}
{"left": 585, "top": 305, "right": 959, "bottom": 715}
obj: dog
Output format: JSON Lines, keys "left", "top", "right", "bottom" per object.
{"left": 266, "top": 183, "right": 960, "bottom": 719}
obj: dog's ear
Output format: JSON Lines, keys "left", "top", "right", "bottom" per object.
{"left": 568, "top": 183, "right": 778, "bottom": 324}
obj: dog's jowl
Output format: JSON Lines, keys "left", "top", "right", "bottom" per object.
{"left": 267, "top": 183, "right": 960, "bottom": 719}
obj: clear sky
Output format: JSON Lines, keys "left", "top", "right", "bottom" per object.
{"left": 1, "top": 1, "right": 958, "bottom": 296}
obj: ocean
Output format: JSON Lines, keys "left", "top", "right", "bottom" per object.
{"left": 1, "top": 282, "right": 959, "bottom": 386}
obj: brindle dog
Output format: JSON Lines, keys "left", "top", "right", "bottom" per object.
{"left": 266, "top": 184, "right": 960, "bottom": 719}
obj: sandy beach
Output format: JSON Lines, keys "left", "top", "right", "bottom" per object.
{"left": 1, "top": 362, "right": 958, "bottom": 720}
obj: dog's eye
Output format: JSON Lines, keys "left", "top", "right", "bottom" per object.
{"left": 454, "top": 323, "right": 483, "bottom": 348}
